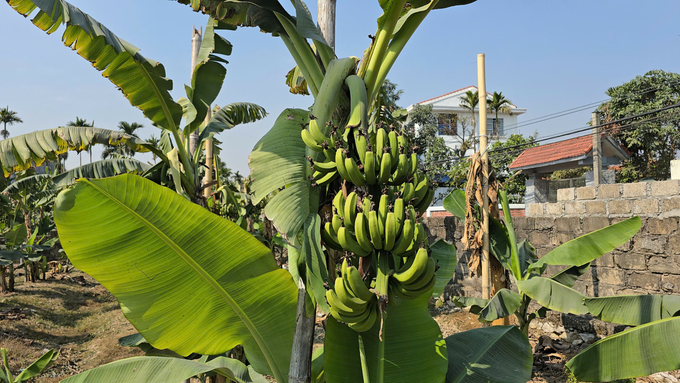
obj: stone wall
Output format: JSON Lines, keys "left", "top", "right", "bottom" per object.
{"left": 423, "top": 213, "right": 680, "bottom": 299}
{"left": 526, "top": 180, "right": 680, "bottom": 218}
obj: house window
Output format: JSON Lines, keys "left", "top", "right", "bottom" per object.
{"left": 488, "top": 118, "right": 504, "bottom": 137}
{"left": 437, "top": 113, "right": 458, "bottom": 136}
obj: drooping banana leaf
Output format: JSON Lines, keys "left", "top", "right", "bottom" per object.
{"left": 301, "top": 213, "right": 329, "bottom": 313}
{"left": 430, "top": 239, "right": 457, "bottom": 297}
{"left": 442, "top": 189, "right": 465, "bottom": 221}
{"left": 176, "top": 0, "right": 292, "bottom": 35}
{"left": 7, "top": 0, "right": 182, "bottom": 131}
{"left": 566, "top": 317, "right": 680, "bottom": 382}
{"left": 286, "top": 65, "right": 310, "bottom": 95}
{"left": 324, "top": 294, "right": 448, "bottom": 383}
{"left": 550, "top": 263, "right": 590, "bottom": 289}
{"left": 489, "top": 216, "right": 514, "bottom": 277}
{"left": 249, "top": 109, "right": 313, "bottom": 242}
{"left": 452, "top": 296, "right": 489, "bottom": 314}
{"left": 517, "top": 240, "right": 538, "bottom": 277}
{"left": 585, "top": 295, "right": 680, "bottom": 326}
{"left": 52, "top": 159, "right": 150, "bottom": 188}
{"left": 199, "top": 103, "right": 268, "bottom": 143}
{"left": 3, "top": 224, "right": 27, "bottom": 247}
{"left": 53, "top": 174, "right": 297, "bottom": 382}
{"left": 445, "top": 326, "right": 532, "bottom": 383}
{"left": 477, "top": 289, "right": 522, "bottom": 323}
{"left": 517, "top": 277, "right": 588, "bottom": 315}
{"left": 530, "top": 216, "right": 641, "bottom": 271}
{"left": 61, "top": 356, "right": 267, "bottom": 383}
{"left": 0, "top": 127, "right": 148, "bottom": 176}
{"left": 2, "top": 174, "right": 52, "bottom": 195}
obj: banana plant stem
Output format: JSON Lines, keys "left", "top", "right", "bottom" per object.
{"left": 364, "top": 0, "right": 407, "bottom": 100}
{"left": 359, "top": 335, "right": 371, "bottom": 383}
{"left": 370, "top": 3, "right": 434, "bottom": 104}
{"left": 170, "top": 128, "right": 196, "bottom": 195}
{"left": 277, "top": 14, "right": 325, "bottom": 94}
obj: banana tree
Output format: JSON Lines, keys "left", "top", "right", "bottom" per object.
{"left": 6, "top": 0, "right": 266, "bottom": 202}
{"left": 0, "top": 224, "right": 28, "bottom": 293}
{"left": 444, "top": 189, "right": 642, "bottom": 334}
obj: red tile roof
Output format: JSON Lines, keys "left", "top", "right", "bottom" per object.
{"left": 509, "top": 135, "right": 593, "bottom": 170}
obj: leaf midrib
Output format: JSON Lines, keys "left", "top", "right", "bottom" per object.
{"left": 82, "top": 178, "right": 283, "bottom": 381}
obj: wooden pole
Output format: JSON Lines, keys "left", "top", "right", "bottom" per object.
{"left": 203, "top": 107, "right": 214, "bottom": 199}
{"left": 592, "top": 112, "right": 602, "bottom": 186}
{"left": 477, "top": 54, "right": 491, "bottom": 301}
{"left": 317, "top": 0, "right": 337, "bottom": 50}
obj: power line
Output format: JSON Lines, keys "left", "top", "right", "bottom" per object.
{"left": 422, "top": 104, "right": 680, "bottom": 167}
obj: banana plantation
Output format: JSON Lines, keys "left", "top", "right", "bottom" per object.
{"left": 1, "top": 1, "right": 679, "bottom": 383}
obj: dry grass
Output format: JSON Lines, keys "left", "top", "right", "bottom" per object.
{"left": 0, "top": 270, "right": 143, "bottom": 382}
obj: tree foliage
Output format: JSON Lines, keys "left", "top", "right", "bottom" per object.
{"left": 489, "top": 133, "right": 537, "bottom": 201}
{"left": 0, "top": 107, "right": 22, "bottom": 140}
{"left": 598, "top": 70, "right": 680, "bottom": 181}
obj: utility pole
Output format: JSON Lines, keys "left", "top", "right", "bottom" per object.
{"left": 592, "top": 112, "right": 602, "bottom": 186}
{"left": 189, "top": 26, "right": 202, "bottom": 157}
{"left": 317, "top": 0, "right": 336, "bottom": 50}
{"left": 478, "top": 54, "right": 491, "bottom": 301}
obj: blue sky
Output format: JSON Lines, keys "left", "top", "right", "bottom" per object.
{"left": 1, "top": 0, "right": 678, "bottom": 174}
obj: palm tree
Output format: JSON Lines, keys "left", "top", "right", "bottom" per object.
{"left": 147, "top": 134, "right": 161, "bottom": 163}
{"left": 459, "top": 90, "right": 479, "bottom": 150}
{"left": 101, "top": 121, "right": 144, "bottom": 159}
{"left": 66, "top": 117, "right": 95, "bottom": 165}
{"left": 487, "top": 91, "right": 512, "bottom": 138}
{"left": 0, "top": 107, "right": 23, "bottom": 139}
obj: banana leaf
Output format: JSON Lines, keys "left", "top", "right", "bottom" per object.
{"left": 324, "top": 294, "right": 448, "bottom": 383}
{"left": 52, "top": 159, "right": 150, "bottom": 188}
{"left": 53, "top": 174, "right": 297, "bottom": 382}
{"left": 3, "top": 224, "right": 27, "bottom": 247}
{"left": 430, "top": 239, "right": 457, "bottom": 297}
{"left": 517, "top": 240, "right": 538, "bottom": 277}
{"left": 566, "top": 317, "right": 680, "bottom": 382}
{"left": 489, "top": 217, "right": 514, "bottom": 277}
{"left": 550, "top": 263, "right": 590, "bottom": 288}
{"left": 301, "top": 213, "right": 329, "bottom": 313}
{"left": 310, "top": 346, "right": 324, "bottom": 383}
{"left": 13, "top": 349, "right": 58, "bottom": 383}
{"left": 585, "top": 295, "right": 680, "bottom": 326}
{"left": 452, "top": 289, "right": 522, "bottom": 323}
{"left": 445, "top": 326, "right": 532, "bottom": 383}
{"left": 442, "top": 189, "right": 466, "bottom": 221}
{"left": 517, "top": 277, "right": 588, "bottom": 315}
{"left": 530, "top": 216, "right": 641, "bottom": 271}
{"left": 249, "top": 109, "right": 314, "bottom": 242}
{"left": 2, "top": 175, "right": 52, "bottom": 195}
{"left": 0, "top": 127, "right": 148, "bottom": 176}
{"left": 452, "top": 296, "right": 489, "bottom": 314}
{"left": 61, "top": 356, "right": 267, "bottom": 383}
{"left": 8, "top": 0, "right": 182, "bottom": 131}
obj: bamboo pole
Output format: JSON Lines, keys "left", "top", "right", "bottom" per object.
{"left": 477, "top": 54, "right": 491, "bottom": 301}
{"left": 188, "top": 26, "right": 202, "bottom": 157}
{"left": 203, "top": 107, "right": 213, "bottom": 200}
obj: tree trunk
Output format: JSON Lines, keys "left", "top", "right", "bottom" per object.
{"left": 317, "top": 0, "right": 336, "bottom": 51}
{"left": 0, "top": 267, "right": 7, "bottom": 293}
{"left": 8, "top": 263, "right": 15, "bottom": 291}
{"left": 189, "top": 26, "right": 203, "bottom": 158}
{"left": 288, "top": 279, "right": 316, "bottom": 383}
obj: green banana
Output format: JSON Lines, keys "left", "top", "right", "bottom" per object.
{"left": 338, "top": 226, "right": 370, "bottom": 256}
{"left": 401, "top": 182, "right": 415, "bottom": 203}
{"left": 378, "top": 151, "right": 392, "bottom": 184}
{"left": 332, "top": 213, "right": 342, "bottom": 233}
{"left": 415, "top": 187, "right": 434, "bottom": 214}
{"left": 368, "top": 210, "right": 383, "bottom": 250}
{"left": 383, "top": 212, "right": 398, "bottom": 251}
{"left": 394, "top": 198, "right": 404, "bottom": 227}
{"left": 390, "top": 153, "right": 409, "bottom": 185}
{"left": 335, "top": 148, "right": 352, "bottom": 182}
{"left": 312, "top": 160, "right": 337, "bottom": 174}
{"left": 344, "top": 156, "right": 366, "bottom": 186}
{"left": 346, "top": 263, "right": 375, "bottom": 302}
{"left": 410, "top": 152, "right": 418, "bottom": 174}
{"left": 348, "top": 302, "right": 377, "bottom": 332}
{"left": 393, "top": 247, "right": 429, "bottom": 284}
{"left": 361, "top": 196, "right": 372, "bottom": 217}
{"left": 333, "top": 192, "right": 345, "bottom": 218}
{"left": 334, "top": 275, "right": 368, "bottom": 311}
{"left": 326, "top": 289, "right": 357, "bottom": 313}
{"left": 344, "top": 192, "right": 358, "bottom": 229}
{"left": 309, "top": 119, "right": 328, "bottom": 143}
{"left": 378, "top": 193, "right": 389, "bottom": 229}
{"left": 314, "top": 170, "right": 338, "bottom": 186}
{"left": 413, "top": 174, "right": 429, "bottom": 203}
{"left": 376, "top": 128, "right": 387, "bottom": 161}
{"left": 322, "top": 222, "right": 344, "bottom": 251}
{"left": 302, "top": 128, "right": 323, "bottom": 151}
{"left": 344, "top": 75, "right": 368, "bottom": 130}
{"left": 354, "top": 130, "right": 368, "bottom": 162}
{"left": 354, "top": 212, "right": 374, "bottom": 253}
{"left": 392, "top": 218, "right": 414, "bottom": 255}
{"left": 364, "top": 151, "right": 377, "bottom": 185}
{"left": 402, "top": 258, "right": 436, "bottom": 291}
{"left": 388, "top": 129, "right": 399, "bottom": 169}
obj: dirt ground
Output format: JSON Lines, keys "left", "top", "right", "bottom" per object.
{"left": 0, "top": 270, "right": 143, "bottom": 382}
{"left": 2, "top": 271, "right": 679, "bottom": 383}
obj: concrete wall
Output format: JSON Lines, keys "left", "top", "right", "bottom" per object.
{"left": 423, "top": 205, "right": 680, "bottom": 299}
{"left": 526, "top": 180, "right": 680, "bottom": 218}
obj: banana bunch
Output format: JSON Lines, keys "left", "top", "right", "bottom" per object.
{"left": 321, "top": 191, "right": 428, "bottom": 257}
{"left": 389, "top": 247, "right": 437, "bottom": 302}
{"left": 326, "top": 260, "right": 378, "bottom": 332}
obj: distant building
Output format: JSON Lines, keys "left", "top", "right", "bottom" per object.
{"left": 406, "top": 85, "right": 527, "bottom": 156}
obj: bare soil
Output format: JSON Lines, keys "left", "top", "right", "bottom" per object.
{"left": 2, "top": 272, "right": 679, "bottom": 383}
{"left": 0, "top": 270, "right": 143, "bottom": 382}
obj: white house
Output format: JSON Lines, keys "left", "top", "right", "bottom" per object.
{"left": 406, "top": 85, "right": 527, "bottom": 156}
